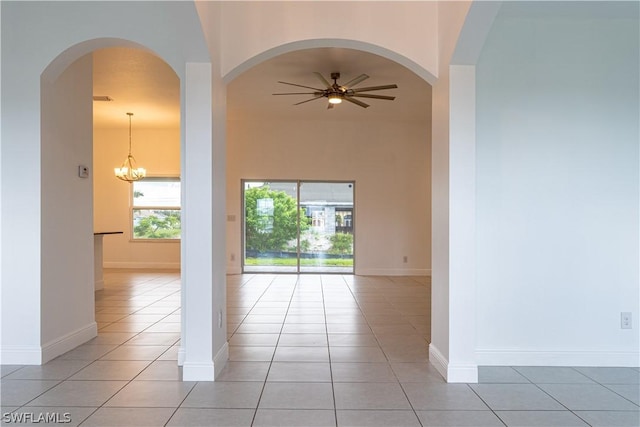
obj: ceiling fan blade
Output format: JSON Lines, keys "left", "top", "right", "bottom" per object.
{"left": 343, "top": 74, "right": 369, "bottom": 88}
{"left": 273, "top": 92, "right": 322, "bottom": 96}
{"left": 313, "top": 72, "right": 332, "bottom": 89}
{"left": 343, "top": 97, "right": 369, "bottom": 108}
{"left": 351, "top": 93, "right": 396, "bottom": 100}
{"left": 277, "top": 81, "right": 324, "bottom": 91}
{"left": 351, "top": 84, "right": 398, "bottom": 92}
{"left": 293, "top": 95, "right": 325, "bottom": 106}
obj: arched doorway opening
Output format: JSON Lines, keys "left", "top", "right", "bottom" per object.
{"left": 38, "top": 39, "right": 185, "bottom": 364}
{"left": 222, "top": 41, "right": 436, "bottom": 378}
{"left": 1, "top": 0, "right": 215, "bottom": 384}
{"left": 226, "top": 46, "right": 432, "bottom": 277}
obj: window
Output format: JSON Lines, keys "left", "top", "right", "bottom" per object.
{"left": 311, "top": 210, "right": 326, "bottom": 228}
{"left": 132, "top": 177, "right": 181, "bottom": 240}
{"left": 256, "top": 197, "right": 275, "bottom": 233}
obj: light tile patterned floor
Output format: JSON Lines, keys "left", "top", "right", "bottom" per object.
{"left": 1, "top": 270, "right": 639, "bottom": 426}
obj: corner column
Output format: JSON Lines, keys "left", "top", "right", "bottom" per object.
{"left": 181, "top": 62, "right": 219, "bottom": 380}
{"left": 448, "top": 64, "right": 478, "bottom": 382}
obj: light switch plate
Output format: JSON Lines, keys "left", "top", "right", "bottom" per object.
{"left": 78, "top": 165, "right": 89, "bottom": 178}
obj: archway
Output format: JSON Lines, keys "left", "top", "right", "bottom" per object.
{"left": 38, "top": 40, "right": 184, "bottom": 363}
{"left": 225, "top": 45, "right": 432, "bottom": 277}
{"left": 1, "top": 0, "right": 212, "bottom": 368}
{"left": 221, "top": 40, "right": 436, "bottom": 381}
{"left": 1, "top": 1, "right": 503, "bottom": 384}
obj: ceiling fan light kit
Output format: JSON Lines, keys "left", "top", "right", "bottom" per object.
{"left": 328, "top": 93, "right": 343, "bottom": 104}
{"left": 273, "top": 72, "right": 397, "bottom": 109}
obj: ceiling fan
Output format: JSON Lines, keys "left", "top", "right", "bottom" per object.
{"left": 273, "top": 72, "right": 398, "bottom": 109}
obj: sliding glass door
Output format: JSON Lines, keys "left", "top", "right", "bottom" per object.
{"left": 243, "top": 181, "right": 299, "bottom": 273}
{"left": 298, "top": 182, "right": 354, "bottom": 273}
{"left": 243, "top": 180, "right": 354, "bottom": 273}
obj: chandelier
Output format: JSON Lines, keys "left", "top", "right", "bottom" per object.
{"left": 114, "top": 112, "right": 146, "bottom": 182}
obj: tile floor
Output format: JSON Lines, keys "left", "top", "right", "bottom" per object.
{"left": 1, "top": 270, "right": 639, "bottom": 426}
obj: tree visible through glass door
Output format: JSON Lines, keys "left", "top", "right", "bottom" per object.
{"left": 242, "top": 180, "right": 354, "bottom": 273}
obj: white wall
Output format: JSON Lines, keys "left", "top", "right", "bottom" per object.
{"left": 475, "top": 3, "right": 640, "bottom": 366}
{"left": 226, "top": 117, "right": 431, "bottom": 276}
{"left": 94, "top": 127, "right": 181, "bottom": 268}
{"left": 40, "top": 54, "right": 96, "bottom": 360}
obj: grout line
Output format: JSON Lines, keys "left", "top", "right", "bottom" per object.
{"left": 77, "top": 270, "right": 182, "bottom": 426}
{"left": 249, "top": 274, "right": 296, "bottom": 427}
{"left": 227, "top": 274, "right": 272, "bottom": 340}
{"left": 599, "top": 382, "right": 640, "bottom": 407}
{"left": 566, "top": 367, "right": 640, "bottom": 408}
{"left": 376, "top": 277, "right": 428, "bottom": 426}
{"left": 466, "top": 384, "right": 509, "bottom": 427}
{"left": 163, "top": 379, "right": 198, "bottom": 427}
{"left": 321, "top": 274, "right": 339, "bottom": 427}
{"left": 18, "top": 271, "right": 639, "bottom": 427}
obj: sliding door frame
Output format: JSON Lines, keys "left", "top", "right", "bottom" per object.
{"left": 241, "top": 179, "right": 356, "bottom": 274}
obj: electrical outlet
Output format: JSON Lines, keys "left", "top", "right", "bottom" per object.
{"left": 230, "top": 253, "right": 235, "bottom": 261}
{"left": 621, "top": 312, "right": 632, "bottom": 329}
{"left": 403, "top": 256, "right": 408, "bottom": 263}
{"left": 218, "top": 310, "right": 223, "bottom": 328}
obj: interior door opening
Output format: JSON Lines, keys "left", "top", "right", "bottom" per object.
{"left": 243, "top": 180, "right": 354, "bottom": 274}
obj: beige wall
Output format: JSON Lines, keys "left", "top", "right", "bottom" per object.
{"left": 226, "top": 116, "right": 431, "bottom": 275}
{"left": 93, "top": 127, "right": 181, "bottom": 268}
{"left": 93, "top": 95, "right": 431, "bottom": 276}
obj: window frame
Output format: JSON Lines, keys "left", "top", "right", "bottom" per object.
{"left": 130, "top": 176, "right": 181, "bottom": 242}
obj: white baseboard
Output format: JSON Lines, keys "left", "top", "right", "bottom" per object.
{"left": 476, "top": 349, "right": 640, "bottom": 367}
{"left": 42, "top": 322, "right": 98, "bottom": 364}
{"left": 429, "top": 343, "right": 479, "bottom": 383}
{"left": 429, "top": 343, "right": 448, "bottom": 380}
{"left": 1, "top": 345, "right": 43, "bottom": 365}
{"left": 104, "top": 261, "right": 180, "bottom": 269}
{"left": 448, "top": 363, "right": 479, "bottom": 383}
{"left": 356, "top": 268, "right": 432, "bottom": 276}
{"left": 180, "top": 342, "right": 229, "bottom": 381}
{"left": 183, "top": 361, "right": 216, "bottom": 381}
{"left": 214, "top": 342, "right": 229, "bottom": 378}
{"left": 177, "top": 346, "right": 186, "bottom": 366}
{"left": 2, "top": 323, "right": 98, "bottom": 365}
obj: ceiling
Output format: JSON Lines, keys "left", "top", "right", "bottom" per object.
{"left": 227, "top": 48, "right": 431, "bottom": 122}
{"left": 93, "top": 48, "right": 180, "bottom": 129}
{"left": 93, "top": 47, "right": 431, "bottom": 128}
